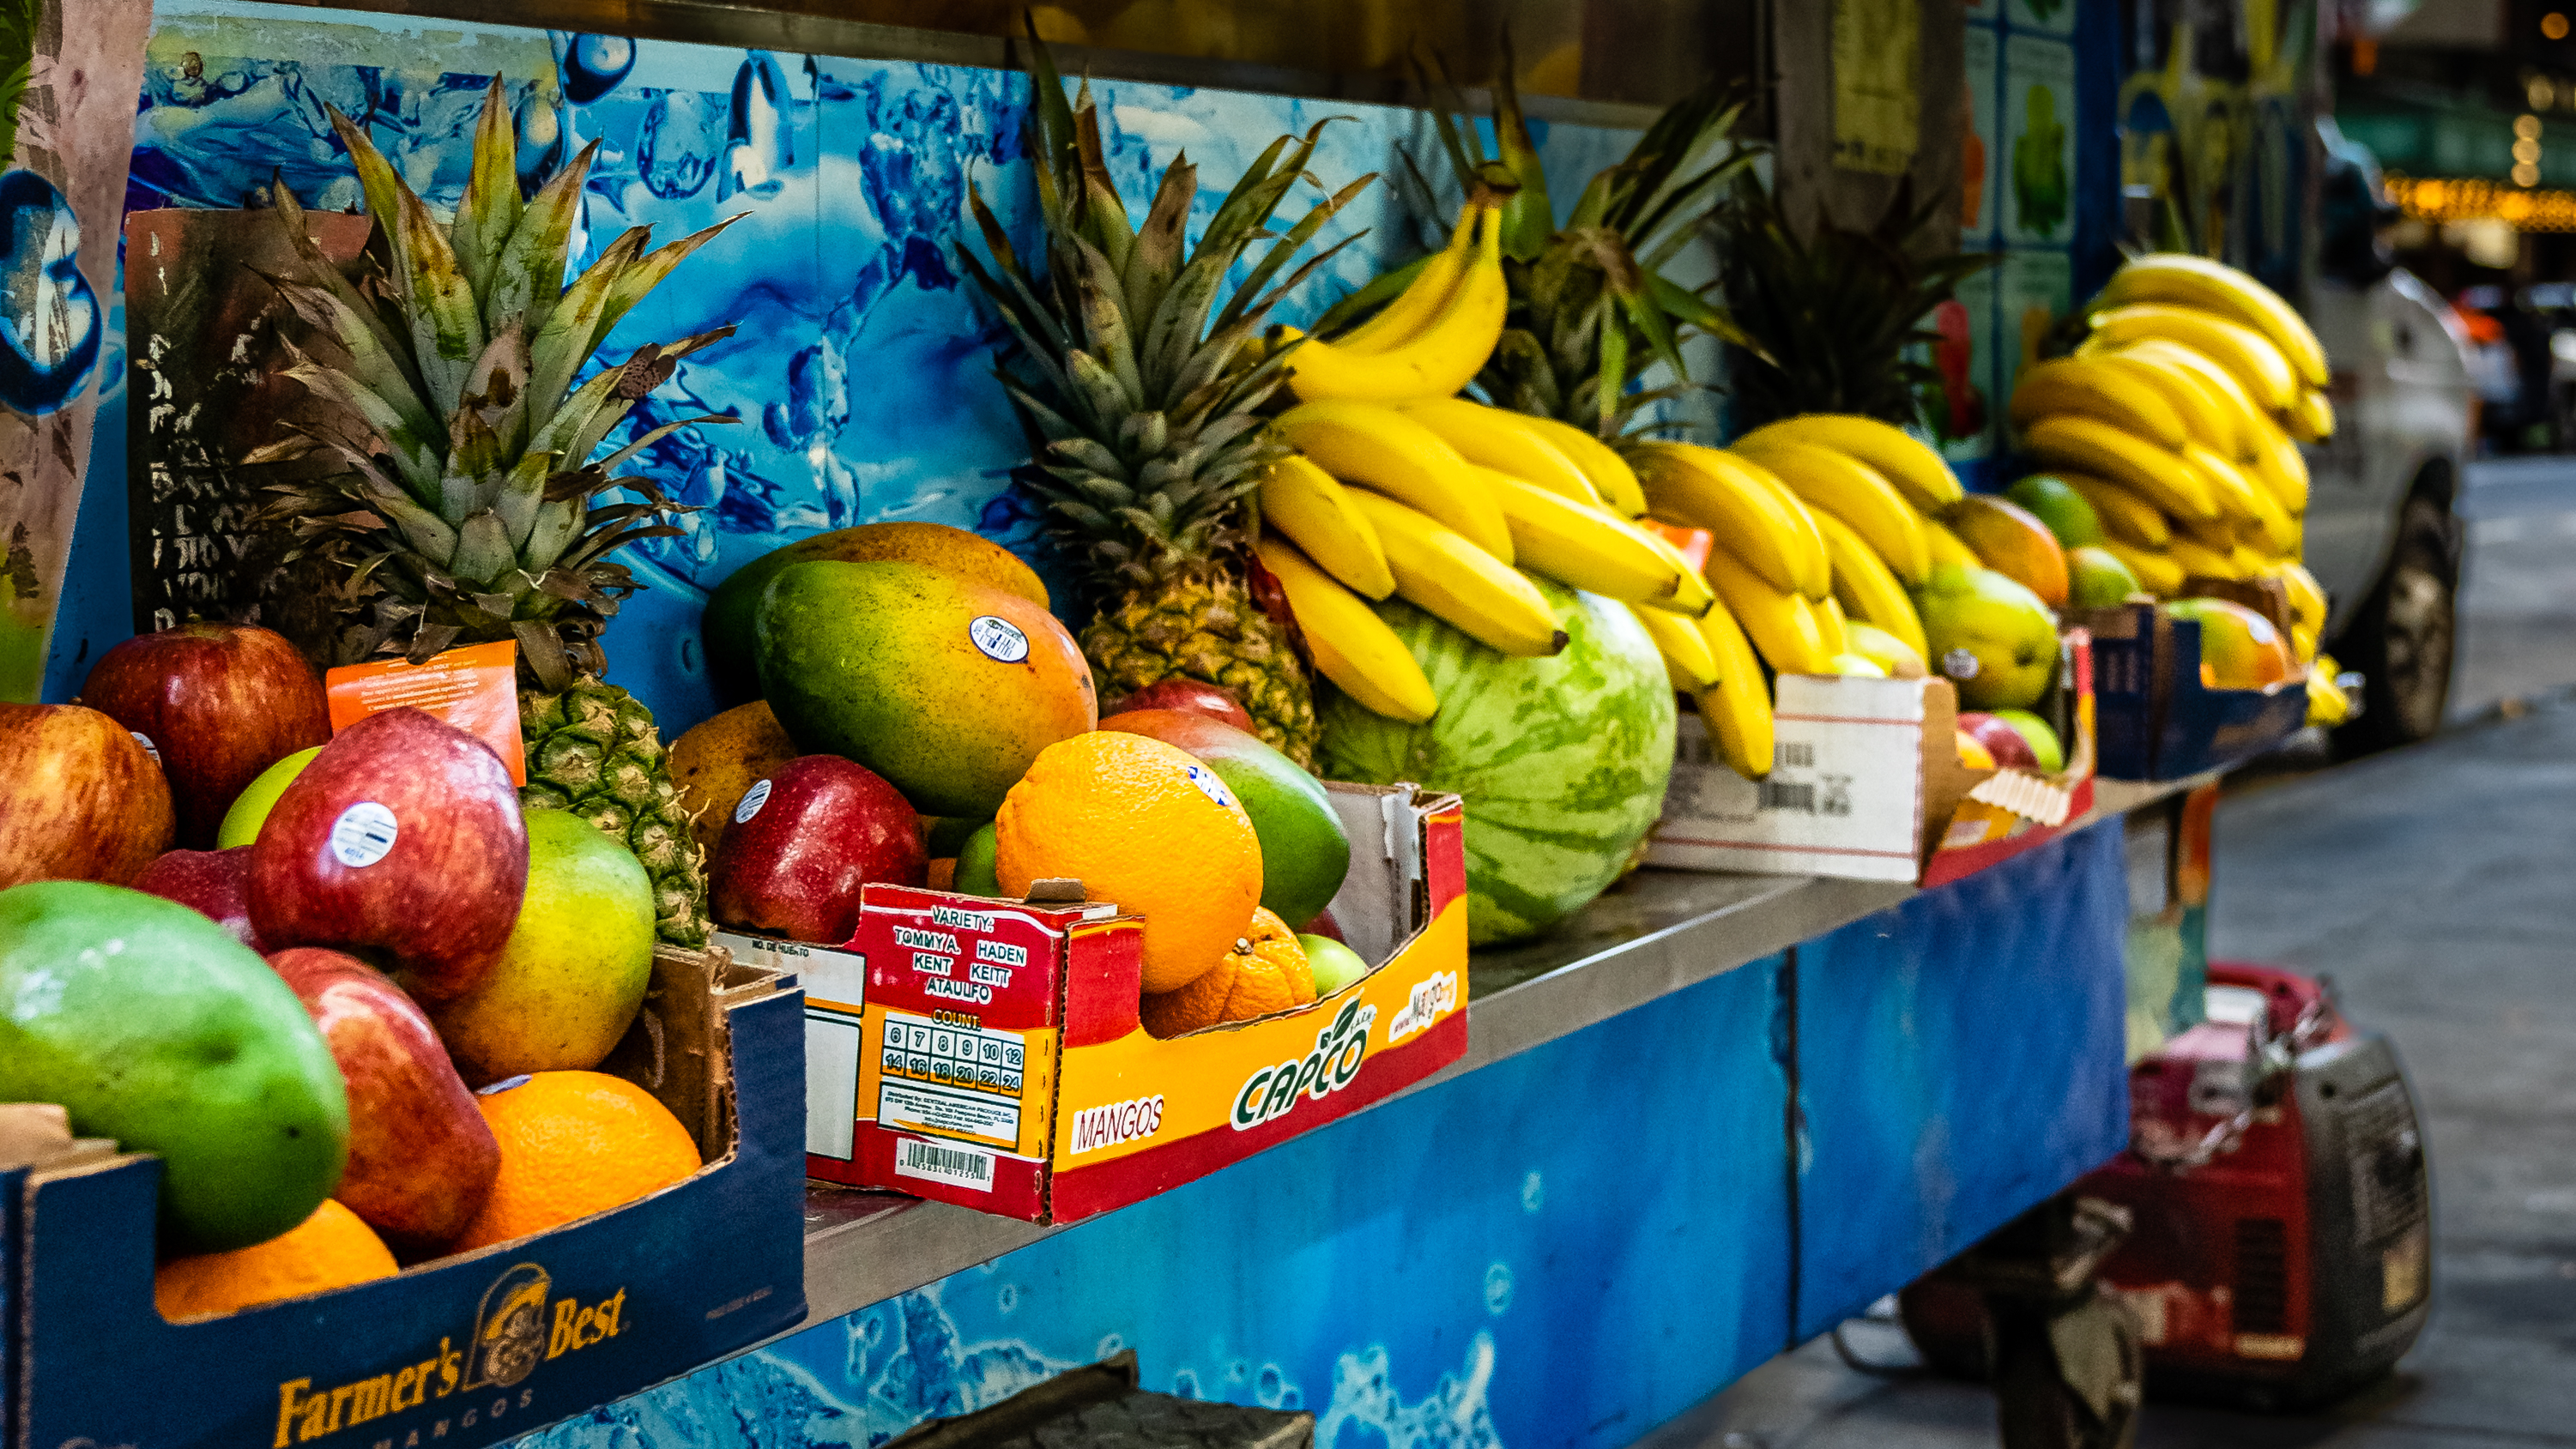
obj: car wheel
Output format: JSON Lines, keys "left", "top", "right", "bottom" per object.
{"left": 2335, "top": 495, "right": 2459, "bottom": 752}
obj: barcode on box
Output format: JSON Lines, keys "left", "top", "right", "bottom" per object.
{"left": 1775, "top": 742, "right": 1816, "bottom": 769}
{"left": 1758, "top": 780, "right": 1817, "bottom": 813}
{"left": 893, "top": 1137, "right": 995, "bottom": 1191}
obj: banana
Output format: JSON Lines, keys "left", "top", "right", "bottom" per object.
{"left": 1703, "top": 545, "right": 1837, "bottom": 675}
{"left": 1255, "top": 536, "right": 1438, "bottom": 724}
{"left": 2171, "top": 506, "right": 2241, "bottom": 556}
{"left": 1925, "top": 518, "right": 1982, "bottom": 570}
{"left": 2166, "top": 534, "right": 2243, "bottom": 582}
{"left": 2102, "top": 338, "right": 2271, "bottom": 462}
{"left": 2263, "top": 560, "right": 2328, "bottom": 641}
{"left": 1844, "top": 619, "right": 1926, "bottom": 677}
{"left": 2018, "top": 414, "right": 2218, "bottom": 522}
{"left": 1816, "top": 594, "right": 1853, "bottom": 655}
{"left": 2007, "top": 355, "right": 2189, "bottom": 450}
{"left": 1400, "top": 397, "right": 1602, "bottom": 505}
{"left": 1633, "top": 523, "right": 1719, "bottom": 614}
{"left": 2083, "top": 347, "right": 2245, "bottom": 459}
{"left": 1343, "top": 488, "right": 1564, "bottom": 656}
{"left": 2306, "top": 660, "right": 2349, "bottom": 725}
{"left": 1731, "top": 414, "right": 1965, "bottom": 510}
{"left": 1330, "top": 205, "right": 1480, "bottom": 354}
{"left": 1631, "top": 602, "right": 1720, "bottom": 690}
{"left": 1257, "top": 455, "right": 1395, "bottom": 600}
{"left": 2098, "top": 253, "right": 2330, "bottom": 388}
{"left": 1811, "top": 508, "right": 1929, "bottom": 660}
{"left": 2085, "top": 304, "right": 2298, "bottom": 410}
{"left": 2056, "top": 473, "right": 2173, "bottom": 547}
{"left": 1692, "top": 598, "right": 1775, "bottom": 779}
{"left": 2285, "top": 387, "right": 2336, "bottom": 443}
{"left": 2247, "top": 418, "right": 2310, "bottom": 514}
{"left": 2099, "top": 540, "right": 2186, "bottom": 595}
{"left": 1282, "top": 211, "right": 1505, "bottom": 405}
{"left": 2185, "top": 443, "right": 2297, "bottom": 555}
{"left": 2228, "top": 540, "right": 2271, "bottom": 577}
{"left": 1732, "top": 439, "right": 1932, "bottom": 584}
{"left": 1275, "top": 399, "right": 1515, "bottom": 560}
{"left": 1521, "top": 414, "right": 1651, "bottom": 517}
{"left": 1486, "top": 468, "right": 1698, "bottom": 607}
{"left": 1632, "top": 441, "right": 1832, "bottom": 601}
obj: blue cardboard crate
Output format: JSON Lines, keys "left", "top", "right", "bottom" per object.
{"left": 8, "top": 951, "right": 807, "bottom": 1449}
{"left": 2087, "top": 602, "right": 2305, "bottom": 780}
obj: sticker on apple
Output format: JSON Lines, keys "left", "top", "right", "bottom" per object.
{"left": 735, "top": 778, "right": 773, "bottom": 824}
{"left": 968, "top": 616, "right": 1030, "bottom": 663}
{"left": 1942, "top": 649, "right": 1981, "bottom": 680}
{"left": 129, "top": 731, "right": 161, "bottom": 766}
{"left": 1184, "top": 763, "right": 1235, "bottom": 811}
{"left": 330, "top": 801, "right": 399, "bottom": 867}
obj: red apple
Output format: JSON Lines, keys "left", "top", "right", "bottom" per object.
{"left": 247, "top": 708, "right": 527, "bottom": 1001}
{"left": 711, "top": 755, "right": 925, "bottom": 945}
{"left": 1956, "top": 710, "right": 2039, "bottom": 771}
{"left": 0, "top": 703, "right": 176, "bottom": 887}
{"left": 82, "top": 623, "right": 331, "bottom": 848}
{"left": 133, "top": 847, "right": 269, "bottom": 953}
{"left": 1100, "top": 679, "right": 1255, "bottom": 733}
{"left": 269, "top": 946, "right": 499, "bottom": 1248}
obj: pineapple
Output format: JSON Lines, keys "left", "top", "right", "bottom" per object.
{"left": 1402, "top": 48, "right": 1763, "bottom": 438}
{"left": 957, "top": 39, "right": 1371, "bottom": 766}
{"left": 1711, "top": 172, "right": 1999, "bottom": 435}
{"left": 254, "top": 83, "right": 734, "bottom": 946}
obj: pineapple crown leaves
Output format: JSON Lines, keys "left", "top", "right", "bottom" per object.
{"left": 251, "top": 79, "right": 746, "bottom": 687}
{"left": 959, "top": 26, "right": 1377, "bottom": 590}
{"left": 1402, "top": 35, "right": 1768, "bottom": 435}
{"left": 1712, "top": 170, "right": 1999, "bottom": 434}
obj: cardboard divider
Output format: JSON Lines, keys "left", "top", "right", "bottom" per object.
{"left": 791, "top": 783, "right": 1468, "bottom": 1224}
{"left": 1647, "top": 631, "right": 2097, "bottom": 887}
{"left": 5, "top": 947, "right": 808, "bottom": 1449}
{"left": 2082, "top": 595, "right": 2306, "bottom": 781}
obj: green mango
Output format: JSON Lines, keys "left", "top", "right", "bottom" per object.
{"left": 0, "top": 881, "right": 348, "bottom": 1252}
{"left": 952, "top": 823, "right": 1002, "bottom": 897}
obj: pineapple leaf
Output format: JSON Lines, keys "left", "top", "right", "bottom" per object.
{"left": 496, "top": 449, "right": 557, "bottom": 549}
{"left": 484, "top": 141, "right": 601, "bottom": 340}
{"left": 450, "top": 510, "right": 516, "bottom": 583}
{"left": 594, "top": 414, "right": 737, "bottom": 476}
{"left": 526, "top": 226, "right": 650, "bottom": 438}
{"left": 279, "top": 348, "right": 444, "bottom": 501}
{"left": 1061, "top": 347, "right": 1134, "bottom": 438}
{"left": 587, "top": 214, "right": 746, "bottom": 362}
{"left": 1647, "top": 274, "right": 1772, "bottom": 364}
{"left": 1122, "top": 160, "right": 1194, "bottom": 340}
{"left": 1486, "top": 34, "right": 1553, "bottom": 263}
{"left": 1613, "top": 285, "right": 1687, "bottom": 393}
{"left": 513, "top": 619, "right": 577, "bottom": 692}
{"left": 450, "top": 82, "right": 522, "bottom": 305}
{"left": 324, "top": 107, "right": 414, "bottom": 304}
{"left": 1071, "top": 94, "right": 1138, "bottom": 280}
{"left": 1212, "top": 172, "right": 1374, "bottom": 337}
{"left": 269, "top": 173, "right": 426, "bottom": 401}
{"left": 263, "top": 275, "right": 439, "bottom": 444}
{"left": 441, "top": 408, "right": 506, "bottom": 523}
{"left": 392, "top": 184, "right": 488, "bottom": 418}
{"left": 1064, "top": 232, "right": 1146, "bottom": 407}
{"left": 1311, "top": 248, "right": 1429, "bottom": 338}
{"left": 1406, "top": 49, "right": 1483, "bottom": 190}
{"left": 361, "top": 478, "right": 462, "bottom": 563}
{"left": 523, "top": 496, "right": 585, "bottom": 568}
{"left": 559, "top": 522, "right": 684, "bottom": 575}
{"left": 462, "top": 321, "right": 531, "bottom": 460}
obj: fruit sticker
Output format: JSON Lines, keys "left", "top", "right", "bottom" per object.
{"left": 328, "top": 801, "right": 398, "bottom": 867}
{"left": 1944, "top": 649, "right": 1983, "bottom": 681}
{"left": 967, "top": 615, "right": 1030, "bottom": 663}
{"left": 1182, "top": 763, "right": 1236, "bottom": 811}
{"left": 129, "top": 729, "right": 160, "bottom": 765}
{"left": 733, "top": 778, "right": 772, "bottom": 824}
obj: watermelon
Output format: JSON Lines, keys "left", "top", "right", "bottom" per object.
{"left": 1316, "top": 579, "right": 1676, "bottom": 946}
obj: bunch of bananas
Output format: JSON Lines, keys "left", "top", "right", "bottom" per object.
{"left": 2006, "top": 253, "right": 2346, "bottom": 704}
{"left": 1631, "top": 415, "right": 1968, "bottom": 781}
{"left": 1257, "top": 206, "right": 1715, "bottom": 726}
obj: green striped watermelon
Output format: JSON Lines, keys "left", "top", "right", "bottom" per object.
{"left": 1316, "top": 579, "right": 1676, "bottom": 946}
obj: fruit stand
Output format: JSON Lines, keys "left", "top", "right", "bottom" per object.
{"left": 2, "top": 1, "right": 2336, "bottom": 1445}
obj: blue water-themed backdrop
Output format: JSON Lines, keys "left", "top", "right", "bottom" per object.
{"left": 43, "top": 0, "right": 1638, "bottom": 712}
{"left": 37, "top": 5, "right": 2133, "bottom": 1445}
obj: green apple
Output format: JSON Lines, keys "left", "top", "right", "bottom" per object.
{"left": 426, "top": 809, "right": 655, "bottom": 1084}
{"left": 1300, "top": 933, "right": 1370, "bottom": 997}
{"left": 216, "top": 745, "right": 323, "bottom": 848}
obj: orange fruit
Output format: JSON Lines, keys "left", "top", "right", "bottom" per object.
{"left": 449, "top": 1072, "right": 701, "bottom": 1253}
{"left": 1140, "top": 908, "right": 1315, "bottom": 1037}
{"left": 154, "top": 1199, "right": 396, "bottom": 1322}
{"left": 996, "top": 731, "right": 1262, "bottom": 993}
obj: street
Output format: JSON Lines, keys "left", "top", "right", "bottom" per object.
{"left": 1645, "top": 459, "right": 2576, "bottom": 1448}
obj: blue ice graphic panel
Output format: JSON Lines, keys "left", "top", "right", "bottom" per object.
{"left": 1792, "top": 821, "right": 2132, "bottom": 1338}
{"left": 523, "top": 959, "right": 1791, "bottom": 1449}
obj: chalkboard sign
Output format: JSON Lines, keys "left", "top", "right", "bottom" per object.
{"left": 122, "top": 206, "right": 373, "bottom": 666}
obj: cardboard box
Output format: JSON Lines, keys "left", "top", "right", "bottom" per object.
{"left": 1646, "top": 632, "right": 2096, "bottom": 888}
{"left": 2084, "top": 594, "right": 2307, "bottom": 781}
{"left": 6, "top": 946, "right": 807, "bottom": 1449}
{"left": 804, "top": 783, "right": 1469, "bottom": 1223}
